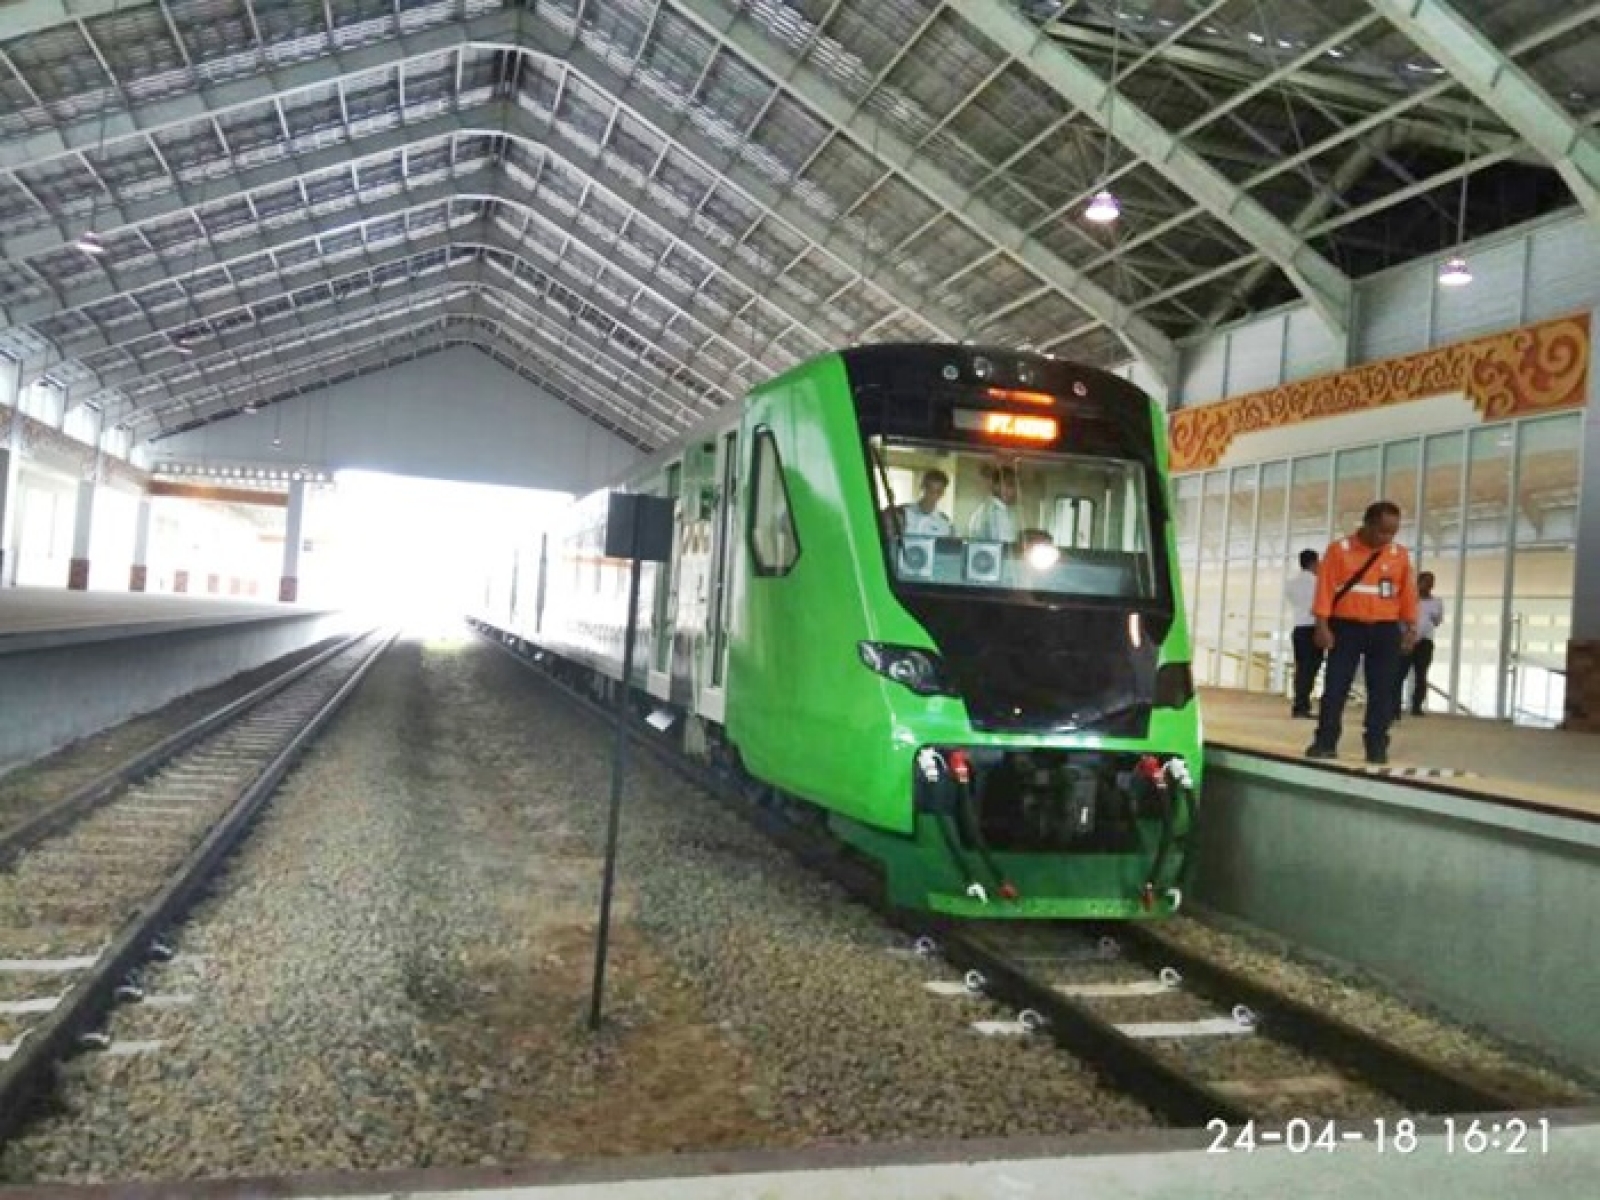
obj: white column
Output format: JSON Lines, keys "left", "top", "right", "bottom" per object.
{"left": 280, "top": 479, "right": 306, "bottom": 602}
{"left": 129, "top": 495, "right": 153, "bottom": 591}
{"left": 68, "top": 479, "right": 96, "bottom": 590}
{"left": 0, "top": 356, "right": 19, "bottom": 587}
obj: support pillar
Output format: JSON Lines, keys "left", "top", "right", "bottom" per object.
{"left": 0, "top": 355, "right": 20, "bottom": 588}
{"left": 279, "top": 479, "right": 305, "bottom": 603}
{"left": 1564, "top": 307, "right": 1600, "bottom": 732}
{"left": 129, "top": 495, "right": 152, "bottom": 591}
{"left": 67, "top": 479, "right": 96, "bottom": 591}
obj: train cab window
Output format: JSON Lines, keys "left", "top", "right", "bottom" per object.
{"left": 749, "top": 429, "right": 800, "bottom": 576}
{"left": 870, "top": 436, "right": 1155, "bottom": 601}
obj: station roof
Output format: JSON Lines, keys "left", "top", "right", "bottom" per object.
{"left": 0, "top": 0, "right": 1593, "bottom": 451}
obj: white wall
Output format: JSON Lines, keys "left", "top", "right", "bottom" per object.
{"left": 155, "top": 347, "right": 641, "bottom": 495}
{"left": 1174, "top": 210, "right": 1600, "bottom": 409}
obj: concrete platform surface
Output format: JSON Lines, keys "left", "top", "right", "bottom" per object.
{"left": 7, "top": 1122, "right": 1598, "bottom": 1199}
{"left": 0, "top": 588, "right": 310, "bottom": 654}
{"left": 1200, "top": 687, "right": 1600, "bottom": 819}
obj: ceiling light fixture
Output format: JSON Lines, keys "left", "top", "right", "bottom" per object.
{"left": 1083, "top": 20, "right": 1123, "bottom": 225}
{"left": 76, "top": 1, "right": 123, "bottom": 260}
{"left": 1085, "top": 189, "right": 1121, "bottom": 224}
{"left": 1439, "top": 111, "right": 1475, "bottom": 289}
{"left": 1438, "top": 256, "right": 1472, "bottom": 287}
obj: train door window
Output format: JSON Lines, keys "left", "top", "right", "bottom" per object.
{"left": 710, "top": 430, "right": 738, "bottom": 685}
{"left": 654, "top": 464, "right": 683, "bottom": 671}
{"left": 1052, "top": 496, "right": 1096, "bottom": 549}
{"left": 749, "top": 429, "right": 800, "bottom": 576}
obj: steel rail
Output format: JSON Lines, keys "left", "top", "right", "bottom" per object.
{"left": 473, "top": 623, "right": 1246, "bottom": 1125}
{"left": 0, "top": 631, "right": 393, "bottom": 1146}
{"left": 475, "top": 620, "right": 1549, "bottom": 1127}
{"left": 1110, "top": 922, "right": 1527, "bottom": 1114}
{"left": 0, "top": 630, "right": 368, "bottom": 870}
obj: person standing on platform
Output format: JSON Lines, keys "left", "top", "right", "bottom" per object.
{"left": 1305, "top": 501, "right": 1419, "bottom": 765}
{"left": 1285, "top": 549, "right": 1322, "bottom": 719}
{"left": 1392, "top": 571, "right": 1445, "bottom": 719}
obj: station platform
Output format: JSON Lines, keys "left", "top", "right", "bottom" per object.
{"left": 0, "top": 588, "right": 350, "bottom": 775}
{"left": 17, "top": 1121, "right": 1600, "bottom": 1199}
{"left": 1199, "top": 687, "right": 1599, "bottom": 820}
{"left": 0, "top": 588, "right": 305, "bottom": 654}
{"left": 1192, "top": 687, "right": 1600, "bottom": 1079}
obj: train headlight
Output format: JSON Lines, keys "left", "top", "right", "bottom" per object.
{"left": 857, "top": 642, "right": 953, "bottom": 696}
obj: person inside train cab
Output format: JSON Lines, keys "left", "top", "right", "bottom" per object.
{"left": 966, "top": 464, "right": 1019, "bottom": 544}
{"left": 896, "top": 469, "right": 953, "bottom": 537}
{"left": 1305, "top": 501, "right": 1419, "bottom": 766}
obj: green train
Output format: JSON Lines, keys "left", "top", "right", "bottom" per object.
{"left": 480, "top": 345, "right": 1201, "bottom": 919}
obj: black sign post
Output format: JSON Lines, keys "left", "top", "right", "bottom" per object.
{"left": 588, "top": 491, "right": 674, "bottom": 1032}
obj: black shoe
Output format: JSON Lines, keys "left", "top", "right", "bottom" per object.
{"left": 1365, "top": 739, "right": 1390, "bottom": 766}
{"left": 1305, "top": 742, "right": 1337, "bottom": 760}
{"left": 1411, "top": 708, "right": 1425, "bottom": 717}
{"left": 1291, "top": 708, "right": 1314, "bottom": 719}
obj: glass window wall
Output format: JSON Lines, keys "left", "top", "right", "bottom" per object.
{"left": 1175, "top": 413, "right": 1579, "bottom": 725}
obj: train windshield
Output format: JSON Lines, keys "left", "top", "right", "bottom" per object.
{"left": 868, "top": 437, "right": 1157, "bottom": 601}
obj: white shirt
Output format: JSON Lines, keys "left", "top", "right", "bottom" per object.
{"left": 1285, "top": 570, "right": 1317, "bottom": 628}
{"left": 898, "top": 503, "right": 953, "bottom": 537}
{"left": 966, "top": 496, "right": 1017, "bottom": 543}
{"left": 1416, "top": 595, "right": 1445, "bottom": 641}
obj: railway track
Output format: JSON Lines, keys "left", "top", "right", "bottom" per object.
{"left": 0, "top": 630, "right": 392, "bottom": 1144}
{"left": 476, "top": 622, "right": 1536, "bottom": 1129}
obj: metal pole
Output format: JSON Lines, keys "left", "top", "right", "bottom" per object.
{"left": 588, "top": 552, "right": 644, "bottom": 1032}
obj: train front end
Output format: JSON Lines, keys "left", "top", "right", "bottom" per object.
{"left": 837, "top": 345, "right": 1201, "bottom": 920}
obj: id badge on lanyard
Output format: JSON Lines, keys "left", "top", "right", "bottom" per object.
{"left": 1378, "top": 577, "right": 1395, "bottom": 600}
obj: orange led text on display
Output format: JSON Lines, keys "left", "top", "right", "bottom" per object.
{"left": 952, "top": 407, "right": 1060, "bottom": 442}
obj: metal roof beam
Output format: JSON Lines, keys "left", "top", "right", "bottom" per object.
{"left": 103, "top": 262, "right": 708, "bottom": 439}
{"left": 103, "top": 278, "right": 482, "bottom": 401}
{"left": 1042, "top": 19, "right": 1537, "bottom": 164}
{"left": 44, "top": 226, "right": 738, "bottom": 409}
{"left": 1366, "top": 0, "right": 1600, "bottom": 221}
{"left": 12, "top": 160, "right": 776, "bottom": 398}
{"left": 0, "top": 9, "right": 516, "bottom": 173}
{"left": 1203, "top": 133, "right": 1392, "bottom": 329}
{"left": 2, "top": 105, "right": 482, "bottom": 260}
{"left": 2, "top": 173, "right": 476, "bottom": 329}
{"left": 24, "top": 227, "right": 468, "bottom": 379}
{"left": 125, "top": 293, "right": 479, "bottom": 429}
{"left": 137, "top": 293, "right": 669, "bottom": 447}
{"left": 660, "top": 0, "right": 1177, "bottom": 383}
{"left": 950, "top": 0, "right": 1352, "bottom": 340}
{"left": 0, "top": 0, "right": 137, "bottom": 41}
{"left": 524, "top": 30, "right": 969, "bottom": 347}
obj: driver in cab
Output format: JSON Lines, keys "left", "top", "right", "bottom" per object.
{"left": 896, "top": 469, "right": 953, "bottom": 537}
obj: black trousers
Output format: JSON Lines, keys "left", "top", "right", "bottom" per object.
{"left": 1392, "top": 637, "right": 1436, "bottom": 715}
{"left": 1290, "top": 625, "right": 1324, "bottom": 714}
{"left": 1315, "top": 618, "right": 1403, "bottom": 750}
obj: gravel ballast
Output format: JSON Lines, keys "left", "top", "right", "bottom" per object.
{"left": 0, "top": 632, "right": 1151, "bottom": 1185}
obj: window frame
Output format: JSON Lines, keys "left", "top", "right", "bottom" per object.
{"left": 747, "top": 427, "right": 801, "bottom": 578}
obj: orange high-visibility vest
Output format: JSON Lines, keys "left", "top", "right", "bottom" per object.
{"left": 1313, "top": 535, "right": 1419, "bottom": 625}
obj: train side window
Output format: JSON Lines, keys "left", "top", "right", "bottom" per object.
{"left": 748, "top": 428, "right": 800, "bottom": 576}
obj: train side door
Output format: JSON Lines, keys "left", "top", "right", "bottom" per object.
{"left": 648, "top": 463, "right": 684, "bottom": 698}
{"left": 699, "top": 429, "right": 740, "bottom": 722}
{"left": 533, "top": 532, "right": 548, "bottom": 636}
